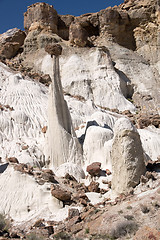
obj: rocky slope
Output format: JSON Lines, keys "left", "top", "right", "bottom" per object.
{"left": 0, "top": 0, "right": 160, "bottom": 239}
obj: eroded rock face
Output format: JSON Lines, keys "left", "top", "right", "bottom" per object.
{"left": 58, "top": 15, "right": 74, "bottom": 40}
{"left": 111, "top": 118, "right": 146, "bottom": 195}
{"left": 24, "top": 2, "right": 58, "bottom": 33}
{"left": 98, "top": 7, "right": 136, "bottom": 50}
{"left": 0, "top": 28, "right": 26, "bottom": 59}
{"left": 69, "top": 22, "right": 89, "bottom": 47}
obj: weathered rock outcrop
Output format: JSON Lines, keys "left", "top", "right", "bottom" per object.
{"left": 58, "top": 15, "right": 74, "bottom": 40}
{"left": 23, "top": 30, "right": 62, "bottom": 54}
{"left": 24, "top": 2, "right": 58, "bottom": 33}
{"left": 69, "top": 22, "right": 89, "bottom": 47}
{"left": 111, "top": 118, "right": 146, "bottom": 195}
{"left": 0, "top": 28, "right": 26, "bottom": 59}
{"left": 45, "top": 44, "right": 83, "bottom": 169}
{"left": 21, "top": 1, "right": 160, "bottom": 114}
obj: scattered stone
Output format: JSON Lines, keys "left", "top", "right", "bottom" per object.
{"left": 108, "top": 181, "right": 112, "bottom": 189}
{"left": 87, "top": 181, "right": 100, "bottom": 193}
{"left": 106, "top": 169, "right": 112, "bottom": 175}
{"left": 44, "top": 225, "right": 54, "bottom": 235}
{"left": 39, "top": 74, "right": 51, "bottom": 86}
{"left": 100, "top": 188, "right": 109, "bottom": 194}
{"left": 137, "top": 117, "right": 151, "bottom": 129}
{"left": 64, "top": 173, "right": 77, "bottom": 182}
{"left": 42, "top": 169, "right": 54, "bottom": 175}
{"left": 41, "top": 172, "right": 55, "bottom": 183}
{"left": 51, "top": 184, "right": 71, "bottom": 202}
{"left": 68, "top": 208, "right": 80, "bottom": 219}
{"left": 7, "top": 157, "right": 19, "bottom": 164}
{"left": 14, "top": 163, "right": 33, "bottom": 175}
{"left": 102, "top": 180, "right": 109, "bottom": 184}
{"left": 86, "top": 162, "right": 101, "bottom": 177}
{"left": 72, "top": 192, "right": 89, "bottom": 206}
{"left": 21, "top": 145, "right": 29, "bottom": 150}
{"left": 140, "top": 175, "right": 148, "bottom": 184}
{"left": 33, "top": 219, "right": 45, "bottom": 228}
{"left": 41, "top": 126, "right": 48, "bottom": 133}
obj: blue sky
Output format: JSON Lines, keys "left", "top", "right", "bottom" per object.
{"left": 0, "top": 0, "right": 123, "bottom": 34}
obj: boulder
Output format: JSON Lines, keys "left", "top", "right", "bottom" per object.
{"left": 0, "top": 28, "right": 26, "bottom": 59}
{"left": 86, "top": 162, "right": 101, "bottom": 177}
{"left": 51, "top": 184, "right": 71, "bottom": 202}
{"left": 0, "top": 42, "right": 20, "bottom": 59}
{"left": 45, "top": 43, "right": 62, "bottom": 57}
{"left": 111, "top": 118, "right": 146, "bottom": 194}
{"left": 41, "top": 126, "right": 48, "bottom": 133}
{"left": 68, "top": 208, "right": 80, "bottom": 219}
{"left": 71, "top": 192, "right": 89, "bottom": 206}
{"left": 87, "top": 181, "right": 100, "bottom": 193}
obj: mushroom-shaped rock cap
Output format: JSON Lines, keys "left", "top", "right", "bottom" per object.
{"left": 45, "top": 43, "right": 62, "bottom": 57}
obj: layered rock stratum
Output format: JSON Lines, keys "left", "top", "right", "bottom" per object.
{"left": 0, "top": 0, "right": 160, "bottom": 239}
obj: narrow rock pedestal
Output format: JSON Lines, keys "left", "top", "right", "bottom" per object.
{"left": 45, "top": 44, "right": 83, "bottom": 169}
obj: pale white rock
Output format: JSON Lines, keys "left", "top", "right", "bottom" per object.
{"left": 113, "top": 117, "right": 137, "bottom": 133}
{"left": 46, "top": 56, "right": 83, "bottom": 169}
{"left": 55, "top": 162, "right": 85, "bottom": 182}
{"left": 37, "top": 47, "right": 136, "bottom": 112}
{"left": 83, "top": 126, "right": 113, "bottom": 170}
{"left": 64, "top": 96, "right": 97, "bottom": 129}
{"left": 111, "top": 118, "right": 146, "bottom": 195}
{"left": 86, "top": 192, "right": 105, "bottom": 205}
{"left": 0, "top": 62, "right": 48, "bottom": 166}
{"left": 107, "top": 43, "right": 160, "bottom": 113}
{"left": 138, "top": 126, "right": 160, "bottom": 161}
{"left": 0, "top": 165, "right": 61, "bottom": 222}
{"left": 104, "top": 139, "right": 113, "bottom": 171}
{"left": 87, "top": 111, "right": 119, "bottom": 130}
{"left": 60, "top": 48, "right": 136, "bottom": 112}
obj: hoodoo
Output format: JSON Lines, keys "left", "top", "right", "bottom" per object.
{"left": 45, "top": 43, "right": 83, "bottom": 169}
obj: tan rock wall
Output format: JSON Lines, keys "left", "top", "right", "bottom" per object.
{"left": 24, "top": 3, "right": 58, "bottom": 33}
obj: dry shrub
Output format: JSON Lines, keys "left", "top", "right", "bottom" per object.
{"left": 110, "top": 220, "right": 138, "bottom": 239}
